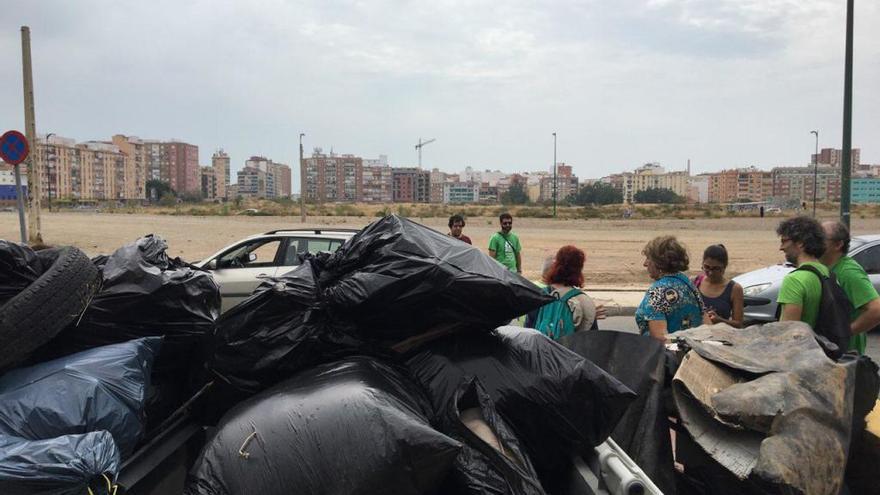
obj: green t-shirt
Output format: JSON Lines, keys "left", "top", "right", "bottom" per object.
{"left": 488, "top": 232, "right": 521, "bottom": 272}
{"left": 777, "top": 261, "right": 829, "bottom": 329}
{"left": 831, "top": 256, "right": 880, "bottom": 355}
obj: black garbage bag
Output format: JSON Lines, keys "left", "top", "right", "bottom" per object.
{"left": 405, "top": 326, "right": 636, "bottom": 485}
{"left": 439, "top": 377, "right": 546, "bottom": 495}
{"left": 0, "top": 431, "right": 121, "bottom": 495}
{"left": 560, "top": 330, "right": 677, "bottom": 495}
{"left": 42, "top": 234, "right": 220, "bottom": 375}
{"left": 0, "top": 338, "right": 160, "bottom": 456}
{"left": 186, "top": 357, "right": 461, "bottom": 495}
{"left": 207, "top": 258, "right": 374, "bottom": 399}
{"left": 0, "top": 240, "right": 42, "bottom": 306}
{"left": 319, "top": 215, "right": 552, "bottom": 346}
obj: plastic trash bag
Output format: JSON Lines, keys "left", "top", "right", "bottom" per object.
{"left": 207, "top": 259, "right": 373, "bottom": 398}
{"left": 319, "top": 215, "right": 553, "bottom": 347}
{"left": 186, "top": 357, "right": 461, "bottom": 495}
{"left": 439, "top": 378, "right": 546, "bottom": 495}
{"left": 42, "top": 234, "right": 220, "bottom": 375}
{"left": 0, "top": 431, "right": 120, "bottom": 495}
{"left": 561, "top": 330, "right": 677, "bottom": 495}
{"left": 0, "top": 338, "right": 160, "bottom": 456}
{"left": 0, "top": 240, "right": 42, "bottom": 306}
{"left": 405, "top": 326, "right": 636, "bottom": 485}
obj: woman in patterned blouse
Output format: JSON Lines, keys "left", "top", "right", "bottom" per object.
{"left": 635, "top": 236, "right": 709, "bottom": 341}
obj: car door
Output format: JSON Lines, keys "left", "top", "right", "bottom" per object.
{"left": 210, "top": 237, "right": 284, "bottom": 312}
{"left": 851, "top": 242, "right": 880, "bottom": 294}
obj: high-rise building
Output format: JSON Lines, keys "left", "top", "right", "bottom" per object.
{"left": 212, "top": 150, "right": 230, "bottom": 199}
{"left": 539, "top": 163, "right": 579, "bottom": 202}
{"left": 111, "top": 135, "right": 148, "bottom": 200}
{"left": 236, "top": 156, "right": 290, "bottom": 199}
{"left": 707, "top": 167, "right": 772, "bottom": 203}
{"left": 304, "top": 152, "right": 363, "bottom": 202}
{"left": 852, "top": 178, "right": 880, "bottom": 204}
{"left": 443, "top": 182, "right": 480, "bottom": 204}
{"left": 392, "top": 167, "right": 430, "bottom": 203}
{"left": 363, "top": 158, "right": 393, "bottom": 203}
{"left": 200, "top": 166, "right": 220, "bottom": 199}
{"left": 165, "top": 141, "right": 200, "bottom": 194}
{"left": 812, "top": 148, "right": 861, "bottom": 170}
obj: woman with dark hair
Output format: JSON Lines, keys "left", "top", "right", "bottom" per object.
{"left": 695, "top": 244, "right": 744, "bottom": 328}
{"left": 636, "top": 236, "right": 709, "bottom": 341}
{"left": 534, "top": 245, "right": 597, "bottom": 337}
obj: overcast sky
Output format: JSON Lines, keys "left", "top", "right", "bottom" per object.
{"left": 2, "top": 1, "right": 878, "bottom": 191}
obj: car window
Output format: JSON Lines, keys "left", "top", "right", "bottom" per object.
{"left": 217, "top": 239, "right": 282, "bottom": 269}
{"left": 852, "top": 245, "right": 880, "bottom": 275}
{"left": 282, "top": 238, "right": 307, "bottom": 266}
{"left": 307, "top": 239, "right": 343, "bottom": 254}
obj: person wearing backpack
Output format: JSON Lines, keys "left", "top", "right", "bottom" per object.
{"left": 532, "top": 246, "right": 596, "bottom": 340}
{"left": 820, "top": 221, "right": 880, "bottom": 355}
{"left": 776, "top": 217, "right": 853, "bottom": 354}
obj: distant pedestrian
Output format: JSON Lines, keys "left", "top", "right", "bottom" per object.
{"left": 820, "top": 220, "right": 880, "bottom": 354}
{"left": 694, "top": 244, "right": 743, "bottom": 328}
{"left": 447, "top": 214, "right": 472, "bottom": 244}
{"left": 776, "top": 216, "right": 829, "bottom": 327}
{"left": 636, "top": 236, "right": 708, "bottom": 341}
{"left": 531, "top": 246, "right": 597, "bottom": 339}
{"left": 488, "top": 213, "right": 522, "bottom": 273}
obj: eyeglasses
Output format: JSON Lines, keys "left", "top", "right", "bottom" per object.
{"left": 702, "top": 264, "right": 724, "bottom": 272}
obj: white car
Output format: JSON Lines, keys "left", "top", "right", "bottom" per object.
{"left": 195, "top": 228, "right": 357, "bottom": 312}
{"left": 733, "top": 234, "right": 880, "bottom": 323}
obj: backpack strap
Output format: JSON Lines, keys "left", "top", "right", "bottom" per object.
{"left": 795, "top": 263, "right": 827, "bottom": 280}
{"left": 558, "top": 288, "right": 584, "bottom": 303}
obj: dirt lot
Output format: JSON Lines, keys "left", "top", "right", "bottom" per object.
{"left": 3, "top": 212, "right": 879, "bottom": 286}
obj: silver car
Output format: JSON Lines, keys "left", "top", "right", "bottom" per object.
{"left": 733, "top": 234, "right": 880, "bottom": 323}
{"left": 196, "top": 228, "right": 357, "bottom": 312}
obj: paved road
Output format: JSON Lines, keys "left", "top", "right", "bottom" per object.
{"left": 599, "top": 316, "right": 880, "bottom": 363}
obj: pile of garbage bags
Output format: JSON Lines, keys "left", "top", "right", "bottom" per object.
{"left": 0, "top": 236, "right": 220, "bottom": 494}
{"left": 197, "top": 215, "right": 637, "bottom": 494}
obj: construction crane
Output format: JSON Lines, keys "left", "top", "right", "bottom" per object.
{"left": 415, "top": 138, "right": 435, "bottom": 168}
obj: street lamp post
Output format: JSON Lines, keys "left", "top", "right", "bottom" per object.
{"left": 44, "top": 133, "right": 54, "bottom": 211}
{"left": 811, "top": 130, "right": 818, "bottom": 217}
{"left": 299, "top": 133, "right": 306, "bottom": 223}
{"left": 552, "top": 132, "right": 557, "bottom": 218}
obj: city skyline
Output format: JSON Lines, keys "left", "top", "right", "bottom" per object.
{"left": 2, "top": 1, "right": 879, "bottom": 191}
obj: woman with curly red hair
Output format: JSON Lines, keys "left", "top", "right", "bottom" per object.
{"left": 532, "top": 245, "right": 597, "bottom": 338}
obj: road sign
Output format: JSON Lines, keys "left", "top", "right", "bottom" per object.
{"left": 0, "top": 130, "right": 30, "bottom": 165}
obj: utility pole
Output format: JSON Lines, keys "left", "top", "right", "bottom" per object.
{"left": 840, "top": 0, "right": 854, "bottom": 230}
{"left": 415, "top": 138, "right": 435, "bottom": 168}
{"left": 21, "top": 26, "right": 42, "bottom": 244}
{"left": 299, "top": 133, "right": 306, "bottom": 223}
{"left": 552, "top": 132, "right": 557, "bottom": 218}
{"left": 811, "top": 130, "right": 818, "bottom": 217}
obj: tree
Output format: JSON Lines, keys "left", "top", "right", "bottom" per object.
{"left": 500, "top": 183, "right": 529, "bottom": 205}
{"left": 145, "top": 179, "right": 175, "bottom": 203}
{"left": 572, "top": 183, "right": 623, "bottom": 206}
{"left": 633, "top": 187, "right": 684, "bottom": 204}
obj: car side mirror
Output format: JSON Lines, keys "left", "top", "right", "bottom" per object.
{"left": 205, "top": 259, "right": 217, "bottom": 270}
{"left": 248, "top": 252, "right": 257, "bottom": 262}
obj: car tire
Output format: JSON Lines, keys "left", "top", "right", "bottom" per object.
{"left": 0, "top": 246, "right": 100, "bottom": 370}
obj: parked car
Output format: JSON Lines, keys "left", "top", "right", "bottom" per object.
{"left": 733, "top": 234, "right": 880, "bottom": 323}
{"left": 195, "top": 228, "right": 358, "bottom": 312}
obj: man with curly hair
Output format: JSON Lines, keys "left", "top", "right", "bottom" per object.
{"left": 776, "top": 216, "right": 830, "bottom": 327}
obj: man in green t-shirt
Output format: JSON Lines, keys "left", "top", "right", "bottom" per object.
{"left": 488, "top": 213, "right": 522, "bottom": 273}
{"left": 821, "top": 221, "right": 880, "bottom": 354}
{"left": 776, "top": 216, "right": 829, "bottom": 328}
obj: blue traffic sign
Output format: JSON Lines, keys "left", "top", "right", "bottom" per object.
{"left": 0, "top": 130, "right": 30, "bottom": 165}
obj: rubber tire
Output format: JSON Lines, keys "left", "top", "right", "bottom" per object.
{"left": 0, "top": 246, "right": 100, "bottom": 370}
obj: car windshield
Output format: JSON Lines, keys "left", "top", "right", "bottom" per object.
{"left": 849, "top": 238, "right": 867, "bottom": 253}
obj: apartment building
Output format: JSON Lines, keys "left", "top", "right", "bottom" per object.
{"left": 304, "top": 152, "right": 363, "bottom": 202}
{"left": 443, "top": 182, "right": 480, "bottom": 204}
{"left": 200, "top": 166, "right": 221, "bottom": 199}
{"left": 165, "top": 141, "right": 200, "bottom": 194}
{"left": 539, "top": 163, "right": 579, "bottom": 202}
{"left": 363, "top": 158, "right": 393, "bottom": 203}
{"left": 812, "top": 148, "right": 861, "bottom": 169}
{"left": 852, "top": 178, "right": 880, "bottom": 204}
{"left": 111, "top": 135, "right": 148, "bottom": 200}
{"left": 772, "top": 166, "right": 841, "bottom": 203}
{"left": 707, "top": 167, "right": 772, "bottom": 203}
{"left": 392, "top": 167, "right": 431, "bottom": 203}
{"left": 211, "top": 150, "right": 230, "bottom": 199}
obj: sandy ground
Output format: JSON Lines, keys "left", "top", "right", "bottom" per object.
{"left": 3, "top": 211, "right": 879, "bottom": 286}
